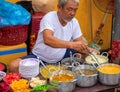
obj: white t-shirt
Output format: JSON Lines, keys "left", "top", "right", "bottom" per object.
{"left": 32, "top": 11, "right": 82, "bottom": 63}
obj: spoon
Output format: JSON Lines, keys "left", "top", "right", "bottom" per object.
{"left": 72, "top": 62, "right": 85, "bottom": 75}
{"left": 83, "top": 50, "right": 102, "bottom": 68}
{"left": 70, "top": 51, "right": 73, "bottom": 64}
{"left": 37, "top": 56, "right": 47, "bottom": 69}
{"left": 89, "top": 53, "right": 102, "bottom": 68}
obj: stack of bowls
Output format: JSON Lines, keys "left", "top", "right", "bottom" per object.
{"left": 19, "top": 58, "right": 40, "bottom": 78}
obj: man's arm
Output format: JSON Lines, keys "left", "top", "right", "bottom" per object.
{"left": 43, "top": 29, "right": 88, "bottom": 52}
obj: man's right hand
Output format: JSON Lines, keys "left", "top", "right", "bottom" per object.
{"left": 70, "top": 41, "right": 89, "bottom": 53}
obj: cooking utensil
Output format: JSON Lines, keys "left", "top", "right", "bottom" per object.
{"left": 61, "top": 58, "right": 74, "bottom": 71}
{"left": 50, "top": 70, "right": 77, "bottom": 92}
{"left": 37, "top": 56, "right": 47, "bottom": 69}
{"left": 85, "top": 50, "right": 102, "bottom": 68}
{"left": 72, "top": 64, "right": 98, "bottom": 87}
{"left": 72, "top": 61, "right": 85, "bottom": 75}
{"left": 72, "top": 53, "right": 85, "bottom": 63}
{"left": 85, "top": 52, "right": 108, "bottom": 67}
{"left": 70, "top": 51, "right": 73, "bottom": 64}
{"left": 97, "top": 63, "right": 120, "bottom": 85}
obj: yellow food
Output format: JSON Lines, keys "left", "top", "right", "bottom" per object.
{"left": 52, "top": 74, "right": 74, "bottom": 82}
{"left": 10, "top": 79, "right": 30, "bottom": 92}
{"left": 12, "top": 89, "right": 31, "bottom": 92}
{"left": 97, "top": 64, "right": 120, "bottom": 74}
{"left": 40, "top": 65, "right": 66, "bottom": 78}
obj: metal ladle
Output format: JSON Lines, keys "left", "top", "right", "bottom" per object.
{"left": 89, "top": 53, "right": 102, "bottom": 68}
{"left": 72, "top": 61, "right": 85, "bottom": 75}
{"left": 37, "top": 56, "right": 47, "bottom": 69}
{"left": 83, "top": 50, "right": 102, "bottom": 68}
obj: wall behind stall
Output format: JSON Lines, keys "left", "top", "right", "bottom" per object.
{"left": 7, "top": 0, "right": 112, "bottom": 50}
{"left": 76, "top": 0, "right": 112, "bottom": 50}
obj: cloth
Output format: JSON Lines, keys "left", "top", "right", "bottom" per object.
{"left": 32, "top": 11, "right": 82, "bottom": 63}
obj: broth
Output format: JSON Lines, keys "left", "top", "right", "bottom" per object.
{"left": 52, "top": 74, "right": 74, "bottom": 82}
{"left": 75, "top": 69, "right": 96, "bottom": 75}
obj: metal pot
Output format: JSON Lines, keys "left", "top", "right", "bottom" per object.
{"left": 61, "top": 54, "right": 85, "bottom": 71}
{"left": 85, "top": 52, "right": 109, "bottom": 65}
{"left": 97, "top": 63, "right": 120, "bottom": 85}
{"left": 50, "top": 70, "right": 77, "bottom": 92}
{"left": 72, "top": 64, "right": 98, "bottom": 87}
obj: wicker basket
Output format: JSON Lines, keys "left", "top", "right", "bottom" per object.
{"left": 0, "top": 25, "right": 28, "bottom": 45}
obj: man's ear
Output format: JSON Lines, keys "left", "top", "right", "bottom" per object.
{"left": 57, "top": 4, "right": 63, "bottom": 11}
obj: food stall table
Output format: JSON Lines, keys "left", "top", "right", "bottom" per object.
{"left": 73, "top": 83, "right": 120, "bottom": 92}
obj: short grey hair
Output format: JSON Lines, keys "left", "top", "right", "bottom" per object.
{"left": 58, "top": 0, "right": 79, "bottom": 7}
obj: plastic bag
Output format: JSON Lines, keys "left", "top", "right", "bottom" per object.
{"left": 0, "top": 0, "right": 31, "bottom": 28}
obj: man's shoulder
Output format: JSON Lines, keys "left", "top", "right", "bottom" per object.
{"left": 44, "top": 11, "right": 57, "bottom": 17}
{"left": 70, "top": 17, "right": 79, "bottom": 24}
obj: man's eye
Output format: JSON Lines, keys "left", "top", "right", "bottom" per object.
{"left": 67, "top": 8, "right": 73, "bottom": 11}
{"left": 67, "top": 8, "right": 77, "bottom": 12}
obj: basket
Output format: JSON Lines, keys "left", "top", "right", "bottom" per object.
{"left": 29, "top": 12, "right": 45, "bottom": 51}
{"left": 0, "top": 25, "right": 28, "bottom": 45}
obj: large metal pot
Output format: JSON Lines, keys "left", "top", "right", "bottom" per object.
{"left": 85, "top": 52, "right": 109, "bottom": 65}
{"left": 50, "top": 70, "right": 77, "bottom": 92}
{"left": 97, "top": 63, "right": 120, "bottom": 85}
{"left": 72, "top": 64, "right": 98, "bottom": 87}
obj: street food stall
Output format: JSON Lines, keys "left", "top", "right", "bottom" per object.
{"left": 0, "top": 0, "right": 120, "bottom": 92}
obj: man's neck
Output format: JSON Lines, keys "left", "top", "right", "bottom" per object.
{"left": 57, "top": 12, "right": 67, "bottom": 26}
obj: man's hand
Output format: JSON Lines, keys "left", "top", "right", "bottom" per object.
{"left": 71, "top": 41, "right": 89, "bottom": 52}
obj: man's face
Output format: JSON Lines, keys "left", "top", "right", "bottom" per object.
{"left": 58, "top": 0, "right": 79, "bottom": 22}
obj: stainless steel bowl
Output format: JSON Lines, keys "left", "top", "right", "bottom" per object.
{"left": 97, "top": 63, "right": 120, "bottom": 85}
{"left": 50, "top": 70, "right": 77, "bottom": 92}
{"left": 72, "top": 64, "right": 98, "bottom": 87}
